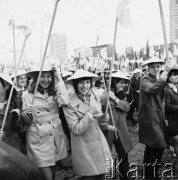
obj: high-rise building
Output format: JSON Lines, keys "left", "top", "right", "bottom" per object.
{"left": 170, "top": 0, "right": 178, "bottom": 42}
{"left": 50, "top": 33, "right": 68, "bottom": 64}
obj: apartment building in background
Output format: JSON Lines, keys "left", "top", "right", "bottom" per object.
{"left": 170, "top": 0, "right": 178, "bottom": 42}
{"left": 50, "top": 33, "right": 68, "bottom": 64}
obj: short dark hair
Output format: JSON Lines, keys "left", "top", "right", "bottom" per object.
{"left": 166, "top": 69, "right": 178, "bottom": 83}
{"left": 28, "top": 71, "right": 56, "bottom": 95}
{"left": 73, "top": 77, "right": 92, "bottom": 93}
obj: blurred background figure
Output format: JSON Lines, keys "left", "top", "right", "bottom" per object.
{"left": 126, "top": 68, "right": 141, "bottom": 126}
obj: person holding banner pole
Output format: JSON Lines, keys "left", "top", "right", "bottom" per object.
{"left": 21, "top": 66, "right": 69, "bottom": 180}
{"left": 63, "top": 69, "right": 111, "bottom": 180}
{"left": 0, "top": 73, "right": 25, "bottom": 153}
{"left": 100, "top": 70, "right": 133, "bottom": 180}
{"left": 138, "top": 57, "right": 174, "bottom": 180}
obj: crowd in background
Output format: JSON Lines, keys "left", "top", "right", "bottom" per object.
{"left": 0, "top": 55, "right": 178, "bottom": 180}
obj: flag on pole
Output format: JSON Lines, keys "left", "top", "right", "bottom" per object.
{"left": 8, "top": 19, "right": 15, "bottom": 27}
{"left": 116, "top": 0, "right": 131, "bottom": 28}
{"left": 15, "top": 25, "right": 28, "bottom": 30}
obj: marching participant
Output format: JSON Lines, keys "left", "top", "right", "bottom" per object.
{"left": 63, "top": 69, "right": 111, "bottom": 180}
{"left": 0, "top": 73, "right": 25, "bottom": 153}
{"left": 138, "top": 57, "right": 174, "bottom": 180}
{"left": 100, "top": 70, "right": 133, "bottom": 180}
{"left": 21, "top": 66, "right": 69, "bottom": 180}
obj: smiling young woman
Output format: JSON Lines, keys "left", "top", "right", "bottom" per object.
{"left": 21, "top": 66, "right": 69, "bottom": 180}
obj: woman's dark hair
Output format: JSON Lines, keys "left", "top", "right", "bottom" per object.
{"left": 28, "top": 71, "right": 56, "bottom": 95}
{"left": 73, "top": 77, "right": 92, "bottom": 93}
{"left": 110, "top": 77, "right": 128, "bottom": 101}
{"left": 111, "top": 77, "right": 122, "bottom": 91}
{"left": 166, "top": 69, "right": 178, "bottom": 83}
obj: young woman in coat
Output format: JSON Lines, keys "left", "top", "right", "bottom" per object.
{"left": 164, "top": 68, "right": 178, "bottom": 157}
{"left": 138, "top": 57, "right": 173, "bottom": 180}
{"left": 0, "top": 73, "right": 25, "bottom": 153}
{"left": 21, "top": 66, "right": 69, "bottom": 180}
{"left": 100, "top": 70, "right": 133, "bottom": 180}
{"left": 63, "top": 69, "right": 111, "bottom": 180}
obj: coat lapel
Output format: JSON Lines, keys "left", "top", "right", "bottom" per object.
{"left": 70, "top": 93, "right": 89, "bottom": 115}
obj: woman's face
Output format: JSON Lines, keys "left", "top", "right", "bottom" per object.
{"left": 77, "top": 79, "right": 91, "bottom": 95}
{"left": 17, "top": 75, "right": 27, "bottom": 88}
{"left": 116, "top": 79, "right": 126, "bottom": 91}
{"left": 39, "top": 71, "right": 52, "bottom": 89}
{"left": 169, "top": 73, "right": 178, "bottom": 84}
{"left": 148, "top": 63, "right": 162, "bottom": 77}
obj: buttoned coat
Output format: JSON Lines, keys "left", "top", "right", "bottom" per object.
{"left": 100, "top": 92, "right": 133, "bottom": 153}
{"left": 21, "top": 82, "right": 69, "bottom": 167}
{"left": 63, "top": 92, "right": 111, "bottom": 176}
{"left": 138, "top": 73, "right": 168, "bottom": 148}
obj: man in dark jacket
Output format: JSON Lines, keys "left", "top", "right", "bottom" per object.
{"left": 138, "top": 57, "right": 173, "bottom": 180}
{"left": 0, "top": 140, "right": 42, "bottom": 180}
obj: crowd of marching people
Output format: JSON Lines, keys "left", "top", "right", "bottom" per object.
{"left": 0, "top": 55, "right": 178, "bottom": 180}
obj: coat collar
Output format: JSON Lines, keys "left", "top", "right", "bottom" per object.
{"left": 70, "top": 92, "right": 93, "bottom": 115}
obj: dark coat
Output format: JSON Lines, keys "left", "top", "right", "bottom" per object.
{"left": 138, "top": 73, "right": 168, "bottom": 148}
{"left": 164, "top": 85, "right": 178, "bottom": 134}
{"left": 100, "top": 92, "right": 133, "bottom": 153}
{"left": 0, "top": 93, "right": 25, "bottom": 153}
{"left": 130, "top": 76, "right": 140, "bottom": 102}
{"left": 0, "top": 140, "right": 42, "bottom": 180}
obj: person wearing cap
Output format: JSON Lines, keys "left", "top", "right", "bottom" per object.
{"left": 126, "top": 68, "right": 141, "bottom": 126}
{"left": 138, "top": 57, "right": 174, "bottom": 180}
{"left": 21, "top": 66, "right": 69, "bottom": 180}
{"left": 100, "top": 70, "right": 133, "bottom": 180}
{"left": 0, "top": 73, "right": 25, "bottom": 153}
{"left": 62, "top": 69, "right": 111, "bottom": 180}
{"left": 164, "top": 67, "right": 178, "bottom": 158}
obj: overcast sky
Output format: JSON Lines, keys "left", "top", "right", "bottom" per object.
{"left": 0, "top": 0, "right": 169, "bottom": 63}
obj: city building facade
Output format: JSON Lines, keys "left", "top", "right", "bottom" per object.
{"left": 170, "top": 0, "right": 178, "bottom": 42}
{"left": 50, "top": 33, "right": 68, "bottom": 64}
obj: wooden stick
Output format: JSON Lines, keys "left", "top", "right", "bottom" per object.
{"left": 0, "top": 35, "right": 29, "bottom": 133}
{"left": 158, "top": 0, "right": 169, "bottom": 62}
{"left": 92, "top": 35, "right": 99, "bottom": 71}
{"left": 105, "top": 18, "right": 118, "bottom": 113}
{"left": 101, "top": 72, "right": 118, "bottom": 139}
{"left": 31, "top": 0, "right": 60, "bottom": 105}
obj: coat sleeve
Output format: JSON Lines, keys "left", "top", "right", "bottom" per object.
{"left": 164, "top": 87, "right": 178, "bottom": 113}
{"left": 115, "top": 99, "right": 130, "bottom": 112}
{"left": 56, "top": 81, "right": 70, "bottom": 106}
{"left": 63, "top": 105, "right": 95, "bottom": 135}
{"left": 141, "top": 77, "right": 167, "bottom": 95}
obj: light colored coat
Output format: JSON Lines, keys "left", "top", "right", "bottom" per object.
{"left": 21, "top": 82, "right": 69, "bottom": 167}
{"left": 63, "top": 92, "right": 112, "bottom": 176}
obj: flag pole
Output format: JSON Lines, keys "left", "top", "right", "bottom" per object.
{"left": 12, "top": 21, "right": 17, "bottom": 87}
{"left": 100, "top": 73, "right": 118, "bottom": 139}
{"left": 92, "top": 35, "right": 99, "bottom": 71}
{"left": 158, "top": 0, "right": 169, "bottom": 62}
{"left": 31, "top": 0, "right": 60, "bottom": 105}
{"left": 0, "top": 33, "right": 30, "bottom": 134}
{"left": 105, "top": 17, "right": 118, "bottom": 113}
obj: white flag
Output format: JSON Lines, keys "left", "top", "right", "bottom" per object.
{"left": 116, "top": 0, "right": 131, "bottom": 28}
